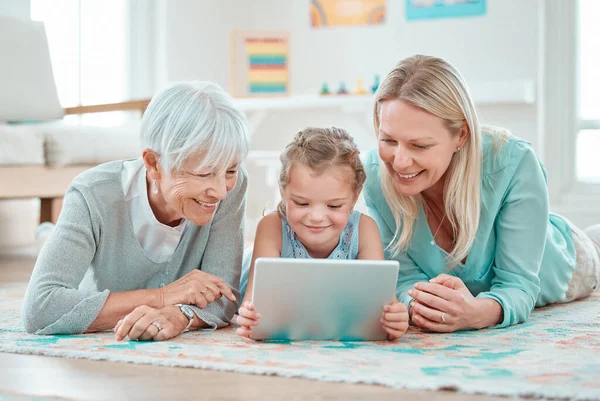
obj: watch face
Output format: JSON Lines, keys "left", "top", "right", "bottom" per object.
{"left": 181, "top": 305, "right": 195, "bottom": 320}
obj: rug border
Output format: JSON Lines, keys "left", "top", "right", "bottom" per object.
{"left": 1, "top": 344, "right": 597, "bottom": 401}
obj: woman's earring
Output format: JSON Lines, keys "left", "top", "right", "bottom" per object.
{"left": 456, "top": 146, "right": 461, "bottom": 152}
{"left": 153, "top": 179, "right": 159, "bottom": 195}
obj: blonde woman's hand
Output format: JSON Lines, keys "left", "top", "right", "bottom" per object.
{"left": 159, "top": 270, "right": 236, "bottom": 309}
{"left": 408, "top": 274, "right": 502, "bottom": 332}
{"left": 114, "top": 305, "right": 188, "bottom": 341}
{"left": 235, "top": 301, "right": 261, "bottom": 339}
{"left": 380, "top": 297, "right": 409, "bottom": 340}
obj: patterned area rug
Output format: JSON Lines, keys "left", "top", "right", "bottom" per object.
{"left": 1, "top": 287, "right": 599, "bottom": 400}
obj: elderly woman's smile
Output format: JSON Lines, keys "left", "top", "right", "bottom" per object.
{"left": 195, "top": 199, "right": 218, "bottom": 208}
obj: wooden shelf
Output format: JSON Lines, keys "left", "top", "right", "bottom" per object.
{"left": 232, "top": 79, "right": 536, "bottom": 112}
{"left": 233, "top": 94, "right": 373, "bottom": 113}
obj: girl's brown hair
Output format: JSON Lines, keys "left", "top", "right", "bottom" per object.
{"left": 277, "top": 127, "right": 365, "bottom": 216}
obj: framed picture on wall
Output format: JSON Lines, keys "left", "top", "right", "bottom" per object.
{"left": 405, "top": 0, "right": 486, "bottom": 21}
{"left": 230, "top": 31, "right": 290, "bottom": 97}
{"left": 310, "top": 0, "right": 386, "bottom": 28}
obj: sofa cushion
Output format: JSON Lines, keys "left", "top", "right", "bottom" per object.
{"left": 0, "top": 124, "right": 45, "bottom": 165}
{"left": 41, "top": 120, "right": 142, "bottom": 167}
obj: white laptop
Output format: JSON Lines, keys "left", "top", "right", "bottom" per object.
{"left": 249, "top": 258, "right": 399, "bottom": 341}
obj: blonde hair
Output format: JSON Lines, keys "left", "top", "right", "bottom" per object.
{"left": 277, "top": 127, "right": 365, "bottom": 216}
{"left": 374, "top": 55, "right": 484, "bottom": 268}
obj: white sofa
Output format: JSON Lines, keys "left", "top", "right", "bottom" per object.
{"left": 0, "top": 115, "right": 146, "bottom": 223}
{"left": 0, "top": 16, "right": 149, "bottom": 223}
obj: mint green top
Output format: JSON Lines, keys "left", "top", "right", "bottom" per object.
{"left": 363, "top": 130, "right": 577, "bottom": 328}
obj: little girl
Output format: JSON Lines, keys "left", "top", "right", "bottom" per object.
{"left": 237, "top": 127, "right": 408, "bottom": 340}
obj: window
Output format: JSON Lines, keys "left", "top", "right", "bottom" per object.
{"left": 576, "top": 0, "right": 600, "bottom": 183}
{"left": 30, "top": 0, "right": 128, "bottom": 107}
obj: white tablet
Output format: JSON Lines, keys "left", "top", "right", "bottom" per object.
{"left": 250, "top": 257, "right": 399, "bottom": 341}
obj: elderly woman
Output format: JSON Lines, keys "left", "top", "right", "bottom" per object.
{"left": 22, "top": 81, "right": 250, "bottom": 341}
{"left": 364, "top": 55, "right": 600, "bottom": 332}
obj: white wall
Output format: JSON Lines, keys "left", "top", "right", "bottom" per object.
{"left": 157, "top": 0, "right": 540, "bottom": 145}
{"left": 159, "top": 0, "right": 539, "bottom": 92}
{"left": 0, "top": 0, "right": 29, "bottom": 20}
{"left": 3, "top": 0, "right": 590, "bottom": 251}
{"left": 154, "top": 0, "right": 543, "bottom": 230}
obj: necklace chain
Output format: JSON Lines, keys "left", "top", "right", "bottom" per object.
{"left": 430, "top": 213, "right": 446, "bottom": 246}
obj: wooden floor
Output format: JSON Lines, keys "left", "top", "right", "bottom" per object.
{"left": 0, "top": 253, "right": 535, "bottom": 401}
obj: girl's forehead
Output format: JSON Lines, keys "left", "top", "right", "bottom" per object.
{"left": 287, "top": 164, "right": 355, "bottom": 194}
{"left": 289, "top": 163, "right": 353, "bottom": 179}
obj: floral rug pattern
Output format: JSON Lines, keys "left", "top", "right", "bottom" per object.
{"left": 1, "top": 287, "right": 599, "bottom": 400}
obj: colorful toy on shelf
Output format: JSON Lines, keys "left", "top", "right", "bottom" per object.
{"left": 354, "top": 78, "right": 368, "bottom": 95}
{"left": 337, "top": 81, "right": 349, "bottom": 95}
{"left": 231, "top": 31, "right": 290, "bottom": 97}
{"left": 318, "top": 77, "right": 380, "bottom": 96}
{"left": 371, "top": 74, "right": 380, "bottom": 93}
{"left": 320, "top": 82, "right": 331, "bottom": 95}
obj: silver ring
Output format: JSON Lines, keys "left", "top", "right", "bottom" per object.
{"left": 152, "top": 321, "right": 162, "bottom": 331}
{"left": 441, "top": 312, "right": 446, "bottom": 323}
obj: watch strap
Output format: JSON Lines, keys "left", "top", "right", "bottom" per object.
{"left": 408, "top": 299, "right": 415, "bottom": 326}
{"left": 176, "top": 304, "right": 194, "bottom": 331}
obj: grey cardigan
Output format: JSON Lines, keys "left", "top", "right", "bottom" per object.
{"left": 22, "top": 160, "right": 247, "bottom": 334}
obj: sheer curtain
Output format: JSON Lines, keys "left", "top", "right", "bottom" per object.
{"left": 30, "top": 0, "right": 128, "bottom": 108}
{"left": 576, "top": 0, "right": 600, "bottom": 183}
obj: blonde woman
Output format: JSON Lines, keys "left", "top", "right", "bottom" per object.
{"left": 364, "top": 55, "right": 600, "bottom": 332}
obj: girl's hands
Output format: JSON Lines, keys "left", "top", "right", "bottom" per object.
{"left": 236, "top": 301, "right": 261, "bottom": 338}
{"left": 380, "top": 297, "right": 409, "bottom": 340}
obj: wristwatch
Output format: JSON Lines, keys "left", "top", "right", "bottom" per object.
{"left": 176, "top": 304, "right": 195, "bottom": 331}
{"left": 408, "top": 299, "right": 415, "bottom": 326}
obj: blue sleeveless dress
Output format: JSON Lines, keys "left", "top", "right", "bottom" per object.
{"left": 239, "top": 210, "right": 362, "bottom": 298}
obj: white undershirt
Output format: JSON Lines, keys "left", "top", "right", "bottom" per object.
{"left": 121, "top": 158, "right": 186, "bottom": 263}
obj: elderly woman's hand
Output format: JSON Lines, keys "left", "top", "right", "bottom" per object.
{"left": 407, "top": 274, "right": 503, "bottom": 332}
{"left": 159, "top": 269, "right": 237, "bottom": 310}
{"left": 114, "top": 305, "right": 188, "bottom": 341}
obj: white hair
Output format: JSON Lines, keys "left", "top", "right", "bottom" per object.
{"left": 140, "top": 81, "right": 250, "bottom": 174}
